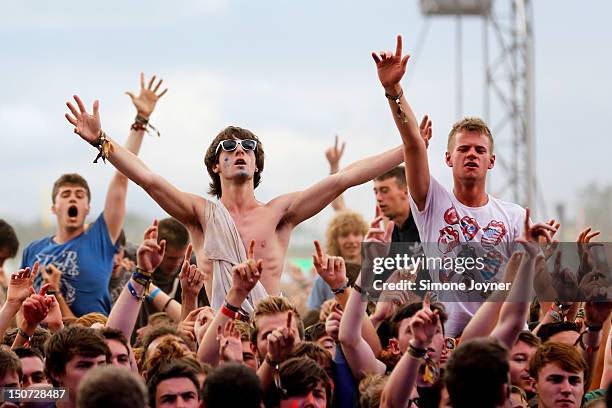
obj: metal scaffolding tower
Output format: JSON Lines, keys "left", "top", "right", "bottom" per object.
{"left": 420, "top": 0, "right": 537, "bottom": 213}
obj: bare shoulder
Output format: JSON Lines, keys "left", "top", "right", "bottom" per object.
{"left": 265, "top": 192, "right": 299, "bottom": 213}
{"left": 185, "top": 193, "right": 213, "bottom": 229}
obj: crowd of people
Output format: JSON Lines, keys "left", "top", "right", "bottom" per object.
{"left": 0, "top": 35, "right": 610, "bottom": 408}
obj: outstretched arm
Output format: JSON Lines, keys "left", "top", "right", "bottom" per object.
{"left": 104, "top": 73, "right": 167, "bottom": 243}
{"left": 282, "top": 145, "right": 403, "bottom": 227}
{"left": 65, "top": 95, "right": 207, "bottom": 228}
{"left": 373, "top": 35, "right": 429, "bottom": 210}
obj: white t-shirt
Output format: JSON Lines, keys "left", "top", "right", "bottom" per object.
{"left": 409, "top": 177, "right": 525, "bottom": 337}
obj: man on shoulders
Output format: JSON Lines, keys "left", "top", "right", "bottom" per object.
{"left": 372, "top": 36, "right": 552, "bottom": 335}
{"left": 65, "top": 90, "right": 407, "bottom": 314}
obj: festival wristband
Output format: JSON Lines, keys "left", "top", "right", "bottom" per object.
{"left": 147, "top": 287, "right": 161, "bottom": 302}
{"left": 220, "top": 305, "right": 249, "bottom": 322}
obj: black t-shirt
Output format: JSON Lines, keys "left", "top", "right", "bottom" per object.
{"left": 391, "top": 211, "right": 421, "bottom": 244}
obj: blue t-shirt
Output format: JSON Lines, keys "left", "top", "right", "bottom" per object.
{"left": 20, "top": 213, "right": 119, "bottom": 316}
{"left": 307, "top": 275, "right": 334, "bottom": 310}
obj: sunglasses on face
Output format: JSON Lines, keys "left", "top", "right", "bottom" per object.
{"left": 215, "top": 139, "right": 257, "bottom": 155}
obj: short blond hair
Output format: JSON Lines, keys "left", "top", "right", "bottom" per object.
{"left": 325, "top": 210, "right": 368, "bottom": 256}
{"left": 447, "top": 117, "right": 494, "bottom": 152}
{"left": 252, "top": 296, "right": 304, "bottom": 342}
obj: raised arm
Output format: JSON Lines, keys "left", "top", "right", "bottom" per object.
{"left": 104, "top": 73, "right": 167, "bottom": 243}
{"left": 0, "top": 263, "right": 39, "bottom": 340}
{"left": 106, "top": 221, "right": 166, "bottom": 339}
{"left": 198, "top": 240, "right": 262, "bottom": 367}
{"left": 338, "top": 219, "right": 393, "bottom": 379}
{"left": 326, "top": 134, "right": 347, "bottom": 211}
{"left": 282, "top": 145, "right": 403, "bottom": 227}
{"left": 65, "top": 95, "right": 206, "bottom": 228}
{"left": 373, "top": 35, "right": 429, "bottom": 210}
{"left": 380, "top": 293, "right": 439, "bottom": 408}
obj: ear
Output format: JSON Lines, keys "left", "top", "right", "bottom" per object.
{"left": 445, "top": 151, "right": 453, "bottom": 167}
{"left": 51, "top": 204, "right": 57, "bottom": 215}
{"left": 388, "top": 338, "right": 401, "bottom": 355}
{"left": 213, "top": 162, "right": 220, "bottom": 174}
{"left": 488, "top": 153, "right": 496, "bottom": 170}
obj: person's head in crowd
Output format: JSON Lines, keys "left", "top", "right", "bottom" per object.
{"left": 445, "top": 337, "right": 510, "bottom": 408}
{"left": 51, "top": 173, "right": 91, "bottom": 232}
{"left": 509, "top": 385, "right": 529, "bottom": 408}
{"left": 359, "top": 374, "right": 387, "bottom": 408}
{"left": 252, "top": 296, "right": 304, "bottom": 360}
{"left": 373, "top": 166, "right": 409, "bottom": 224}
{"left": 181, "top": 357, "right": 210, "bottom": 390}
{"left": 386, "top": 301, "right": 447, "bottom": 369}
{"left": 142, "top": 324, "right": 193, "bottom": 364}
{"left": 529, "top": 342, "right": 587, "bottom": 408}
{"left": 100, "top": 328, "right": 131, "bottom": 369}
{"left": 287, "top": 341, "right": 335, "bottom": 382}
{"left": 276, "top": 357, "right": 332, "bottom": 408}
{"left": 75, "top": 312, "right": 108, "bottom": 328}
{"left": 136, "top": 312, "right": 174, "bottom": 344}
{"left": 537, "top": 321, "right": 580, "bottom": 345}
{"left": 13, "top": 347, "right": 47, "bottom": 388}
{"left": 0, "top": 219, "right": 19, "bottom": 275}
{"left": 157, "top": 218, "right": 190, "bottom": 276}
{"left": 112, "top": 229, "right": 127, "bottom": 277}
{"left": 204, "top": 126, "right": 265, "bottom": 199}
{"left": 45, "top": 325, "right": 111, "bottom": 406}
{"left": 77, "top": 365, "right": 147, "bottom": 408}
{"left": 445, "top": 117, "right": 495, "bottom": 183}
{"left": 304, "top": 321, "right": 336, "bottom": 359}
{"left": 325, "top": 210, "right": 368, "bottom": 264}
{"left": 0, "top": 349, "right": 22, "bottom": 388}
{"left": 147, "top": 359, "right": 201, "bottom": 408}
{"left": 202, "top": 362, "right": 262, "bottom": 408}
{"left": 143, "top": 336, "right": 196, "bottom": 383}
{"left": 231, "top": 320, "right": 258, "bottom": 371}
{"left": 509, "top": 330, "right": 540, "bottom": 394}
{"left": 3, "top": 327, "right": 51, "bottom": 355}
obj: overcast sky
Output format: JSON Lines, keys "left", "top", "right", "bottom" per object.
{"left": 1, "top": 0, "right": 610, "bottom": 239}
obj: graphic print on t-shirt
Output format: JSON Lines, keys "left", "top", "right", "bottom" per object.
{"left": 459, "top": 216, "right": 480, "bottom": 241}
{"left": 443, "top": 206, "right": 460, "bottom": 225}
{"left": 35, "top": 251, "right": 79, "bottom": 305}
{"left": 437, "top": 226, "right": 460, "bottom": 254}
{"left": 481, "top": 220, "right": 508, "bottom": 250}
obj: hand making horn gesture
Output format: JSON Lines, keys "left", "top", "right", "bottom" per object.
{"left": 312, "top": 240, "right": 347, "bottom": 293}
{"left": 231, "top": 239, "right": 263, "bottom": 295}
{"left": 372, "top": 34, "right": 410, "bottom": 94}
{"left": 179, "top": 243, "right": 205, "bottom": 298}
{"left": 409, "top": 292, "right": 440, "bottom": 349}
{"left": 266, "top": 311, "right": 297, "bottom": 365}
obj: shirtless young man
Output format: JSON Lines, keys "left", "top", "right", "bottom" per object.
{"left": 64, "top": 95, "right": 405, "bottom": 313}
{"left": 372, "top": 36, "right": 554, "bottom": 336}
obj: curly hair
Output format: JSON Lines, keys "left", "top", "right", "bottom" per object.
{"left": 142, "top": 337, "right": 197, "bottom": 382}
{"left": 324, "top": 210, "right": 368, "bottom": 256}
{"left": 203, "top": 126, "right": 265, "bottom": 198}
